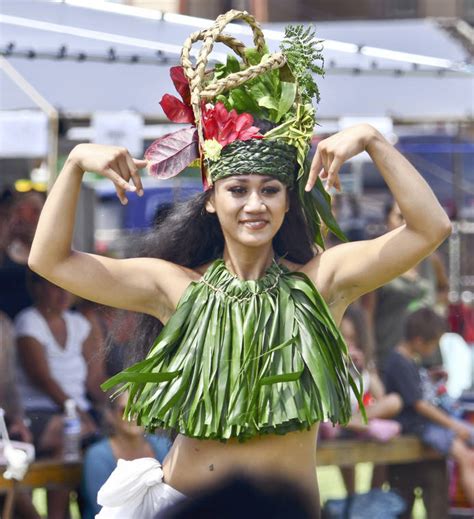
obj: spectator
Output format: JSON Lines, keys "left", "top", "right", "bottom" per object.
{"left": 0, "top": 310, "right": 39, "bottom": 519}
{"left": 0, "top": 187, "right": 45, "bottom": 319}
{"left": 8, "top": 186, "right": 46, "bottom": 266}
{"left": 15, "top": 272, "right": 99, "bottom": 519}
{"left": 81, "top": 392, "right": 172, "bottom": 519}
{"left": 0, "top": 311, "right": 31, "bottom": 442}
{"left": 77, "top": 301, "right": 138, "bottom": 378}
{"left": 384, "top": 308, "right": 474, "bottom": 506}
{"left": 320, "top": 305, "right": 402, "bottom": 495}
{"left": 366, "top": 199, "right": 448, "bottom": 369}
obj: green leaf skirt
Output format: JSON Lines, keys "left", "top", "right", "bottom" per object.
{"left": 102, "top": 259, "right": 363, "bottom": 442}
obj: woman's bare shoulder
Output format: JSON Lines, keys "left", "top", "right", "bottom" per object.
{"left": 285, "top": 251, "right": 349, "bottom": 321}
{"left": 279, "top": 257, "right": 306, "bottom": 273}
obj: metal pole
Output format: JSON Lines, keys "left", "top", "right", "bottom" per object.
{"left": 0, "top": 56, "right": 59, "bottom": 190}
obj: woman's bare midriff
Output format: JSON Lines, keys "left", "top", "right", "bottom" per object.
{"left": 162, "top": 423, "right": 320, "bottom": 508}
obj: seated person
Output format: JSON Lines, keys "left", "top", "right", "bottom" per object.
{"left": 0, "top": 311, "right": 31, "bottom": 442}
{"left": 320, "top": 305, "right": 402, "bottom": 441}
{"left": 320, "top": 305, "right": 402, "bottom": 495}
{"left": 0, "top": 310, "right": 39, "bottom": 519}
{"left": 81, "top": 392, "right": 172, "bottom": 519}
{"left": 15, "top": 272, "right": 99, "bottom": 519}
{"left": 384, "top": 307, "right": 474, "bottom": 506}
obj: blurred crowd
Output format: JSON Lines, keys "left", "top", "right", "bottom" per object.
{"left": 0, "top": 184, "right": 473, "bottom": 518}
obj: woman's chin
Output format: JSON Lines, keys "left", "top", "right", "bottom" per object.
{"left": 234, "top": 227, "right": 277, "bottom": 246}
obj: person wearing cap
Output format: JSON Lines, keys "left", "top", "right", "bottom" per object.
{"left": 28, "top": 11, "right": 451, "bottom": 518}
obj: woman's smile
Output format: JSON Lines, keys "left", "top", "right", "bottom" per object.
{"left": 239, "top": 218, "right": 269, "bottom": 230}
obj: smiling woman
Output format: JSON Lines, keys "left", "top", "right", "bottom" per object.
{"left": 205, "top": 176, "right": 289, "bottom": 255}
{"left": 27, "top": 9, "right": 451, "bottom": 519}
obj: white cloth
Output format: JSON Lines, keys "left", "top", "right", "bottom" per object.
{"left": 14, "top": 307, "right": 91, "bottom": 411}
{"left": 96, "top": 458, "right": 185, "bottom": 519}
{"left": 439, "top": 332, "right": 472, "bottom": 398}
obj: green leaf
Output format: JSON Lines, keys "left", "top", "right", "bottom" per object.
{"left": 310, "top": 177, "right": 347, "bottom": 242}
{"left": 245, "top": 46, "right": 266, "bottom": 66}
{"left": 228, "top": 88, "right": 261, "bottom": 115}
{"left": 258, "top": 95, "right": 279, "bottom": 111}
{"left": 226, "top": 54, "right": 241, "bottom": 73}
{"left": 280, "top": 24, "right": 324, "bottom": 104}
{"left": 277, "top": 81, "right": 297, "bottom": 121}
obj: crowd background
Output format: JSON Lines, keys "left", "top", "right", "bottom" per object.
{"left": 1, "top": 0, "right": 474, "bottom": 518}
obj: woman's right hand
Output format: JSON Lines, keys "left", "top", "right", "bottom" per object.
{"left": 68, "top": 143, "right": 148, "bottom": 205}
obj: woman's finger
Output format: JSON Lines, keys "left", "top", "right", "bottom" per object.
{"left": 321, "top": 153, "right": 331, "bottom": 180}
{"left": 133, "top": 158, "right": 148, "bottom": 169}
{"left": 326, "top": 157, "right": 342, "bottom": 191}
{"left": 115, "top": 158, "right": 136, "bottom": 195}
{"left": 125, "top": 155, "right": 145, "bottom": 196}
{"left": 104, "top": 167, "right": 130, "bottom": 205}
{"left": 306, "top": 147, "right": 322, "bottom": 192}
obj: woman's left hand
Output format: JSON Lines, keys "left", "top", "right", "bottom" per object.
{"left": 305, "top": 123, "right": 377, "bottom": 192}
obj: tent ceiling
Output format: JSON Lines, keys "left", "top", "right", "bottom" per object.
{"left": 1, "top": 0, "right": 473, "bottom": 121}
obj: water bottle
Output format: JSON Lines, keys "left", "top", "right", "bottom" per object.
{"left": 63, "top": 399, "right": 81, "bottom": 462}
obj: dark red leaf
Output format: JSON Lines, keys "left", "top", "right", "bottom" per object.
{"left": 145, "top": 127, "right": 199, "bottom": 179}
{"left": 170, "top": 66, "right": 191, "bottom": 105}
{"left": 159, "top": 94, "right": 194, "bottom": 123}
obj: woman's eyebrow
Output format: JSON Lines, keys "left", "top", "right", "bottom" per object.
{"left": 222, "top": 176, "right": 278, "bottom": 186}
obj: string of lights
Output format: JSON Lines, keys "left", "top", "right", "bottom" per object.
{"left": 1, "top": 43, "right": 470, "bottom": 77}
{"left": 1, "top": 12, "right": 472, "bottom": 75}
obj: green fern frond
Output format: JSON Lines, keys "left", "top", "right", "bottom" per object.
{"left": 280, "top": 24, "right": 325, "bottom": 104}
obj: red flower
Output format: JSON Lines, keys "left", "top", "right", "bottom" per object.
{"left": 159, "top": 66, "right": 194, "bottom": 123}
{"left": 202, "top": 102, "right": 263, "bottom": 147}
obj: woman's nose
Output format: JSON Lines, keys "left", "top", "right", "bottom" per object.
{"left": 244, "top": 191, "right": 265, "bottom": 212}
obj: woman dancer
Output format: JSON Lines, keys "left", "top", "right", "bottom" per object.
{"left": 28, "top": 11, "right": 451, "bottom": 518}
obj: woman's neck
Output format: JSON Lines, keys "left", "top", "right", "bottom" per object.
{"left": 222, "top": 243, "right": 274, "bottom": 280}
{"left": 36, "top": 304, "right": 62, "bottom": 321}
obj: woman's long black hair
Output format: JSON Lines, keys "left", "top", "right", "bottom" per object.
{"left": 122, "top": 187, "right": 316, "bottom": 364}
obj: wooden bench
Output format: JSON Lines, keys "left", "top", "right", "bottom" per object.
{"left": 0, "top": 459, "right": 82, "bottom": 519}
{"left": 317, "top": 436, "right": 449, "bottom": 519}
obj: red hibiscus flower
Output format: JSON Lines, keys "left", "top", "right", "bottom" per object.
{"left": 202, "top": 102, "right": 263, "bottom": 147}
{"left": 159, "top": 66, "right": 194, "bottom": 124}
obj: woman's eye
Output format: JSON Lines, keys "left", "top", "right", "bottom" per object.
{"left": 262, "top": 187, "right": 280, "bottom": 195}
{"left": 228, "top": 187, "right": 246, "bottom": 195}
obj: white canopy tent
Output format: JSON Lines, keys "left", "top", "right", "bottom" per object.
{"left": 1, "top": 0, "right": 472, "bottom": 121}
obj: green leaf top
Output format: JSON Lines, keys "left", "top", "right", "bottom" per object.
{"left": 280, "top": 24, "right": 325, "bottom": 105}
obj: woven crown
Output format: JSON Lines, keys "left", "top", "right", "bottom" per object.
{"left": 145, "top": 10, "right": 346, "bottom": 248}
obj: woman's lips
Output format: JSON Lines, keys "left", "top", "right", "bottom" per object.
{"left": 240, "top": 220, "right": 268, "bottom": 230}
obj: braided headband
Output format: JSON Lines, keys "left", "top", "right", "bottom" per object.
{"left": 145, "top": 10, "right": 346, "bottom": 248}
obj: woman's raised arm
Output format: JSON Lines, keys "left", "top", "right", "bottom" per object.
{"left": 303, "top": 124, "right": 452, "bottom": 308}
{"left": 29, "top": 144, "right": 193, "bottom": 319}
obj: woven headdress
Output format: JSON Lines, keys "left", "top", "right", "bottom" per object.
{"left": 145, "top": 10, "right": 345, "bottom": 247}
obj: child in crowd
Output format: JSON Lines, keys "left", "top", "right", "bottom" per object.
{"left": 320, "top": 305, "right": 402, "bottom": 441}
{"left": 384, "top": 307, "right": 474, "bottom": 506}
{"left": 340, "top": 305, "right": 402, "bottom": 437}
{"left": 320, "top": 305, "right": 402, "bottom": 494}
{"left": 81, "top": 392, "right": 172, "bottom": 519}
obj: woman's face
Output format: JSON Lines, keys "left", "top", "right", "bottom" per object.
{"left": 206, "top": 175, "right": 289, "bottom": 249}
{"left": 34, "top": 281, "right": 72, "bottom": 313}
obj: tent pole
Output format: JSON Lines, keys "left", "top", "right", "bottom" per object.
{"left": 0, "top": 56, "right": 59, "bottom": 190}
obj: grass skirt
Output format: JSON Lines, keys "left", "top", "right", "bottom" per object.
{"left": 102, "top": 260, "right": 363, "bottom": 442}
